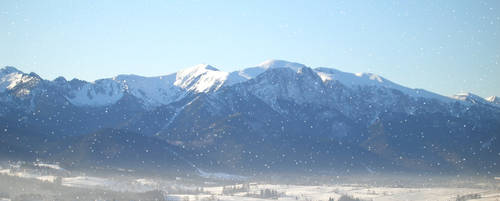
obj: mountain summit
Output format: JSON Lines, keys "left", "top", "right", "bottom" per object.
{"left": 258, "top": 59, "right": 307, "bottom": 70}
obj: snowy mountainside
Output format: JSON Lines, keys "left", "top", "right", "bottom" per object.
{"left": 65, "top": 78, "right": 125, "bottom": 106}
{"left": 2, "top": 60, "right": 487, "bottom": 109}
{"left": 0, "top": 67, "right": 25, "bottom": 93}
{"left": 173, "top": 64, "right": 231, "bottom": 93}
{"left": 113, "top": 74, "right": 181, "bottom": 107}
{"left": 234, "top": 67, "right": 329, "bottom": 112}
{"left": 1, "top": 61, "right": 499, "bottom": 174}
{"left": 314, "top": 67, "right": 453, "bottom": 103}
{"left": 486, "top": 96, "right": 500, "bottom": 106}
{"left": 0, "top": 67, "right": 41, "bottom": 96}
{"left": 64, "top": 63, "right": 253, "bottom": 107}
{"left": 47, "top": 64, "right": 243, "bottom": 108}
{"left": 452, "top": 92, "right": 500, "bottom": 107}
{"left": 233, "top": 59, "right": 306, "bottom": 79}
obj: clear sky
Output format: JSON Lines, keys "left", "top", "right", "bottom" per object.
{"left": 1, "top": 0, "right": 499, "bottom": 98}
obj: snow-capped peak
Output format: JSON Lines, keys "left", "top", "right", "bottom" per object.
{"left": 233, "top": 59, "right": 307, "bottom": 80}
{"left": 1, "top": 66, "right": 22, "bottom": 74}
{"left": 486, "top": 96, "right": 500, "bottom": 107}
{"left": 3, "top": 61, "right": 489, "bottom": 109}
{"left": 452, "top": 93, "right": 500, "bottom": 107}
{"left": 354, "top": 72, "right": 385, "bottom": 83}
{"left": 486, "top": 96, "right": 500, "bottom": 102}
{"left": 486, "top": 96, "right": 499, "bottom": 103}
{"left": 258, "top": 59, "right": 307, "bottom": 71}
{"left": 176, "top": 64, "right": 220, "bottom": 78}
{"left": 174, "top": 64, "right": 229, "bottom": 93}
{"left": 0, "top": 66, "right": 35, "bottom": 93}
{"left": 66, "top": 63, "right": 231, "bottom": 108}
{"left": 452, "top": 92, "right": 490, "bottom": 105}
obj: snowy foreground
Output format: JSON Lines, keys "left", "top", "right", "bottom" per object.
{"left": 171, "top": 185, "right": 500, "bottom": 201}
{"left": 0, "top": 162, "right": 499, "bottom": 201}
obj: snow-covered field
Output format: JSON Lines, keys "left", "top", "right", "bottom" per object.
{"left": 0, "top": 161, "right": 499, "bottom": 201}
{"left": 172, "top": 184, "right": 499, "bottom": 201}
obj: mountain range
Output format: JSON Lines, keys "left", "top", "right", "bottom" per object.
{"left": 1, "top": 60, "right": 499, "bottom": 175}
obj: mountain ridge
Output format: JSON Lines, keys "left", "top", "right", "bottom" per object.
{"left": 1, "top": 60, "right": 499, "bottom": 174}
{"left": 2, "top": 60, "right": 496, "bottom": 109}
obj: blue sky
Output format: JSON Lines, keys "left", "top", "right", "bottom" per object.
{"left": 1, "top": 0, "right": 499, "bottom": 97}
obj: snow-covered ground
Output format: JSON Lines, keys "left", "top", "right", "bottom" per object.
{"left": 197, "top": 184, "right": 499, "bottom": 201}
{"left": 1, "top": 162, "right": 499, "bottom": 201}
{"left": 0, "top": 166, "right": 58, "bottom": 183}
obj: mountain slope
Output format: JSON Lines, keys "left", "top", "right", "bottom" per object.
{"left": 0, "top": 61, "right": 499, "bottom": 174}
